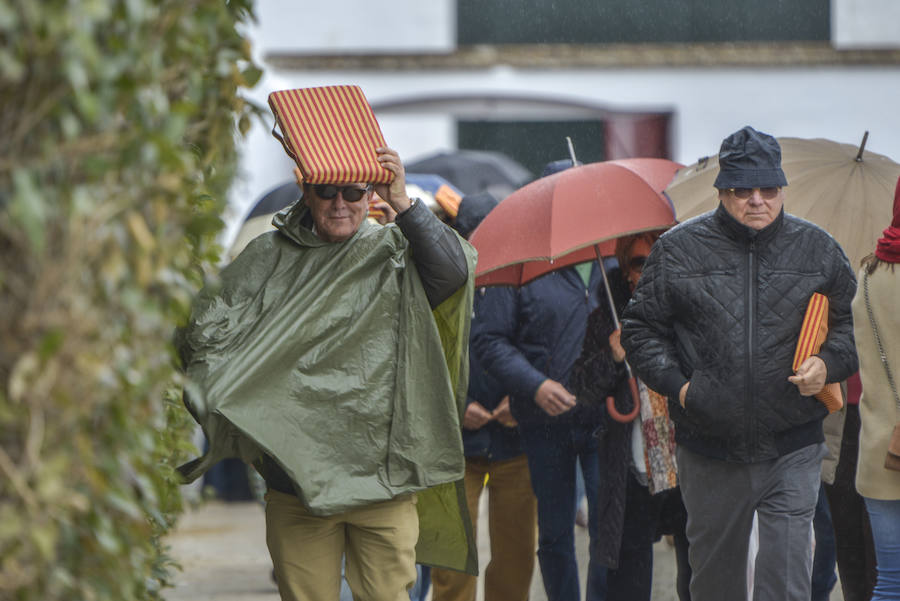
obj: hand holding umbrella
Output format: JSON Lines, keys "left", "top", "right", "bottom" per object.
{"left": 596, "top": 247, "right": 641, "bottom": 423}
{"left": 609, "top": 329, "right": 626, "bottom": 363}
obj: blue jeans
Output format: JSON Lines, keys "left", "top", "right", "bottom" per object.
{"left": 408, "top": 565, "right": 431, "bottom": 601}
{"left": 863, "top": 497, "right": 900, "bottom": 600}
{"left": 519, "top": 419, "right": 607, "bottom": 601}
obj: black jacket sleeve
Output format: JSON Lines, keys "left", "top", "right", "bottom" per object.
{"left": 620, "top": 238, "right": 690, "bottom": 401}
{"left": 395, "top": 199, "right": 469, "bottom": 309}
{"left": 470, "top": 286, "right": 550, "bottom": 402}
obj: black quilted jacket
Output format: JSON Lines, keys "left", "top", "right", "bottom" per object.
{"left": 621, "top": 204, "right": 858, "bottom": 463}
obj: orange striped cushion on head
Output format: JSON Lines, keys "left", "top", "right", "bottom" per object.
{"left": 793, "top": 293, "right": 844, "bottom": 413}
{"left": 268, "top": 85, "right": 393, "bottom": 185}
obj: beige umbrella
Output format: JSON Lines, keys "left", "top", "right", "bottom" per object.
{"left": 665, "top": 133, "right": 900, "bottom": 270}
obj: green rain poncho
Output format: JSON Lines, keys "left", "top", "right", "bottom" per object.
{"left": 176, "top": 202, "right": 478, "bottom": 573}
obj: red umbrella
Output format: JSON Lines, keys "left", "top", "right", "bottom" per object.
{"left": 470, "top": 158, "right": 680, "bottom": 286}
{"left": 606, "top": 157, "right": 684, "bottom": 204}
{"left": 469, "top": 158, "right": 682, "bottom": 422}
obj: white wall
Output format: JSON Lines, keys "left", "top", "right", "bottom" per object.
{"left": 832, "top": 0, "right": 900, "bottom": 48}
{"left": 247, "top": 0, "right": 454, "bottom": 56}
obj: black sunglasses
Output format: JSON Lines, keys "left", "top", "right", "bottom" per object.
{"left": 628, "top": 256, "right": 648, "bottom": 272}
{"left": 728, "top": 187, "right": 780, "bottom": 201}
{"left": 312, "top": 184, "right": 371, "bottom": 202}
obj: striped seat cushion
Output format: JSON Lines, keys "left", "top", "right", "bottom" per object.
{"left": 268, "top": 85, "right": 393, "bottom": 185}
{"left": 793, "top": 293, "right": 844, "bottom": 413}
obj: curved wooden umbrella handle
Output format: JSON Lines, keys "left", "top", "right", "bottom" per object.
{"left": 606, "top": 376, "right": 641, "bottom": 423}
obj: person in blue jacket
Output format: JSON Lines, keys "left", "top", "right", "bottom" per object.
{"left": 471, "top": 160, "right": 608, "bottom": 601}
{"left": 431, "top": 191, "right": 538, "bottom": 601}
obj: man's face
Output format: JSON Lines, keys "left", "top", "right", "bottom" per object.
{"left": 305, "top": 183, "right": 372, "bottom": 243}
{"left": 719, "top": 186, "right": 784, "bottom": 230}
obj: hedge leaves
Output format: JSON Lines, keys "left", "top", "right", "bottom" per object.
{"left": 0, "top": 0, "right": 262, "bottom": 598}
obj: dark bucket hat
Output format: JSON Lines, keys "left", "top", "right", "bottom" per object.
{"left": 713, "top": 126, "right": 788, "bottom": 189}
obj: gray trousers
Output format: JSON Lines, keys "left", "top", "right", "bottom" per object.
{"left": 677, "top": 442, "right": 826, "bottom": 601}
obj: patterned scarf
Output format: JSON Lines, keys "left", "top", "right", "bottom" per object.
{"left": 637, "top": 380, "right": 678, "bottom": 494}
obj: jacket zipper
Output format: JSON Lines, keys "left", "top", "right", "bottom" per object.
{"left": 747, "top": 240, "right": 757, "bottom": 462}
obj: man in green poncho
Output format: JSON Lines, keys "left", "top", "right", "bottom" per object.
{"left": 176, "top": 147, "right": 478, "bottom": 601}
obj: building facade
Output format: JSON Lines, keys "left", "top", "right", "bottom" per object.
{"left": 225, "top": 0, "right": 900, "bottom": 243}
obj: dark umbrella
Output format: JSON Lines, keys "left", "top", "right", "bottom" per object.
{"left": 247, "top": 181, "right": 301, "bottom": 219}
{"left": 406, "top": 149, "right": 533, "bottom": 198}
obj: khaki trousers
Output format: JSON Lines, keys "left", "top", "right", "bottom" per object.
{"left": 264, "top": 489, "right": 418, "bottom": 601}
{"left": 431, "top": 454, "right": 537, "bottom": 601}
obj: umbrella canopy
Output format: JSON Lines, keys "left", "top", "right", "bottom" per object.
{"left": 470, "top": 158, "right": 681, "bottom": 287}
{"left": 406, "top": 149, "right": 533, "bottom": 198}
{"left": 606, "top": 158, "right": 681, "bottom": 210}
{"left": 665, "top": 135, "right": 900, "bottom": 270}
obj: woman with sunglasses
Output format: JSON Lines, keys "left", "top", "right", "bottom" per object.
{"left": 570, "top": 232, "right": 692, "bottom": 601}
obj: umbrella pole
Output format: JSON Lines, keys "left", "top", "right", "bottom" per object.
{"left": 594, "top": 246, "right": 621, "bottom": 332}
{"left": 855, "top": 131, "right": 869, "bottom": 162}
{"left": 594, "top": 246, "right": 640, "bottom": 423}
{"left": 566, "top": 136, "right": 578, "bottom": 165}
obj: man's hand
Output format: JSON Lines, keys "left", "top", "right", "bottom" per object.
{"left": 534, "top": 379, "right": 576, "bottom": 416}
{"left": 373, "top": 147, "right": 411, "bottom": 214}
{"left": 609, "top": 329, "right": 626, "bottom": 363}
{"left": 463, "top": 402, "right": 493, "bottom": 430}
{"left": 492, "top": 396, "right": 517, "bottom": 428}
{"left": 788, "top": 356, "right": 827, "bottom": 396}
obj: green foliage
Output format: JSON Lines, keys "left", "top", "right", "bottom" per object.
{"left": 0, "top": 0, "right": 263, "bottom": 598}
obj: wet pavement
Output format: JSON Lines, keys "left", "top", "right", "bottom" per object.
{"left": 165, "top": 500, "right": 276, "bottom": 601}
{"left": 164, "top": 494, "right": 695, "bottom": 601}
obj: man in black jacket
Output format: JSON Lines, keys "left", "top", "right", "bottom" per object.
{"left": 621, "top": 126, "right": 858, "bottom": 601}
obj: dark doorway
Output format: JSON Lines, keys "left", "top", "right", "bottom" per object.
{"left": 458, "top": 120, "right": 606, "bottom": 177}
